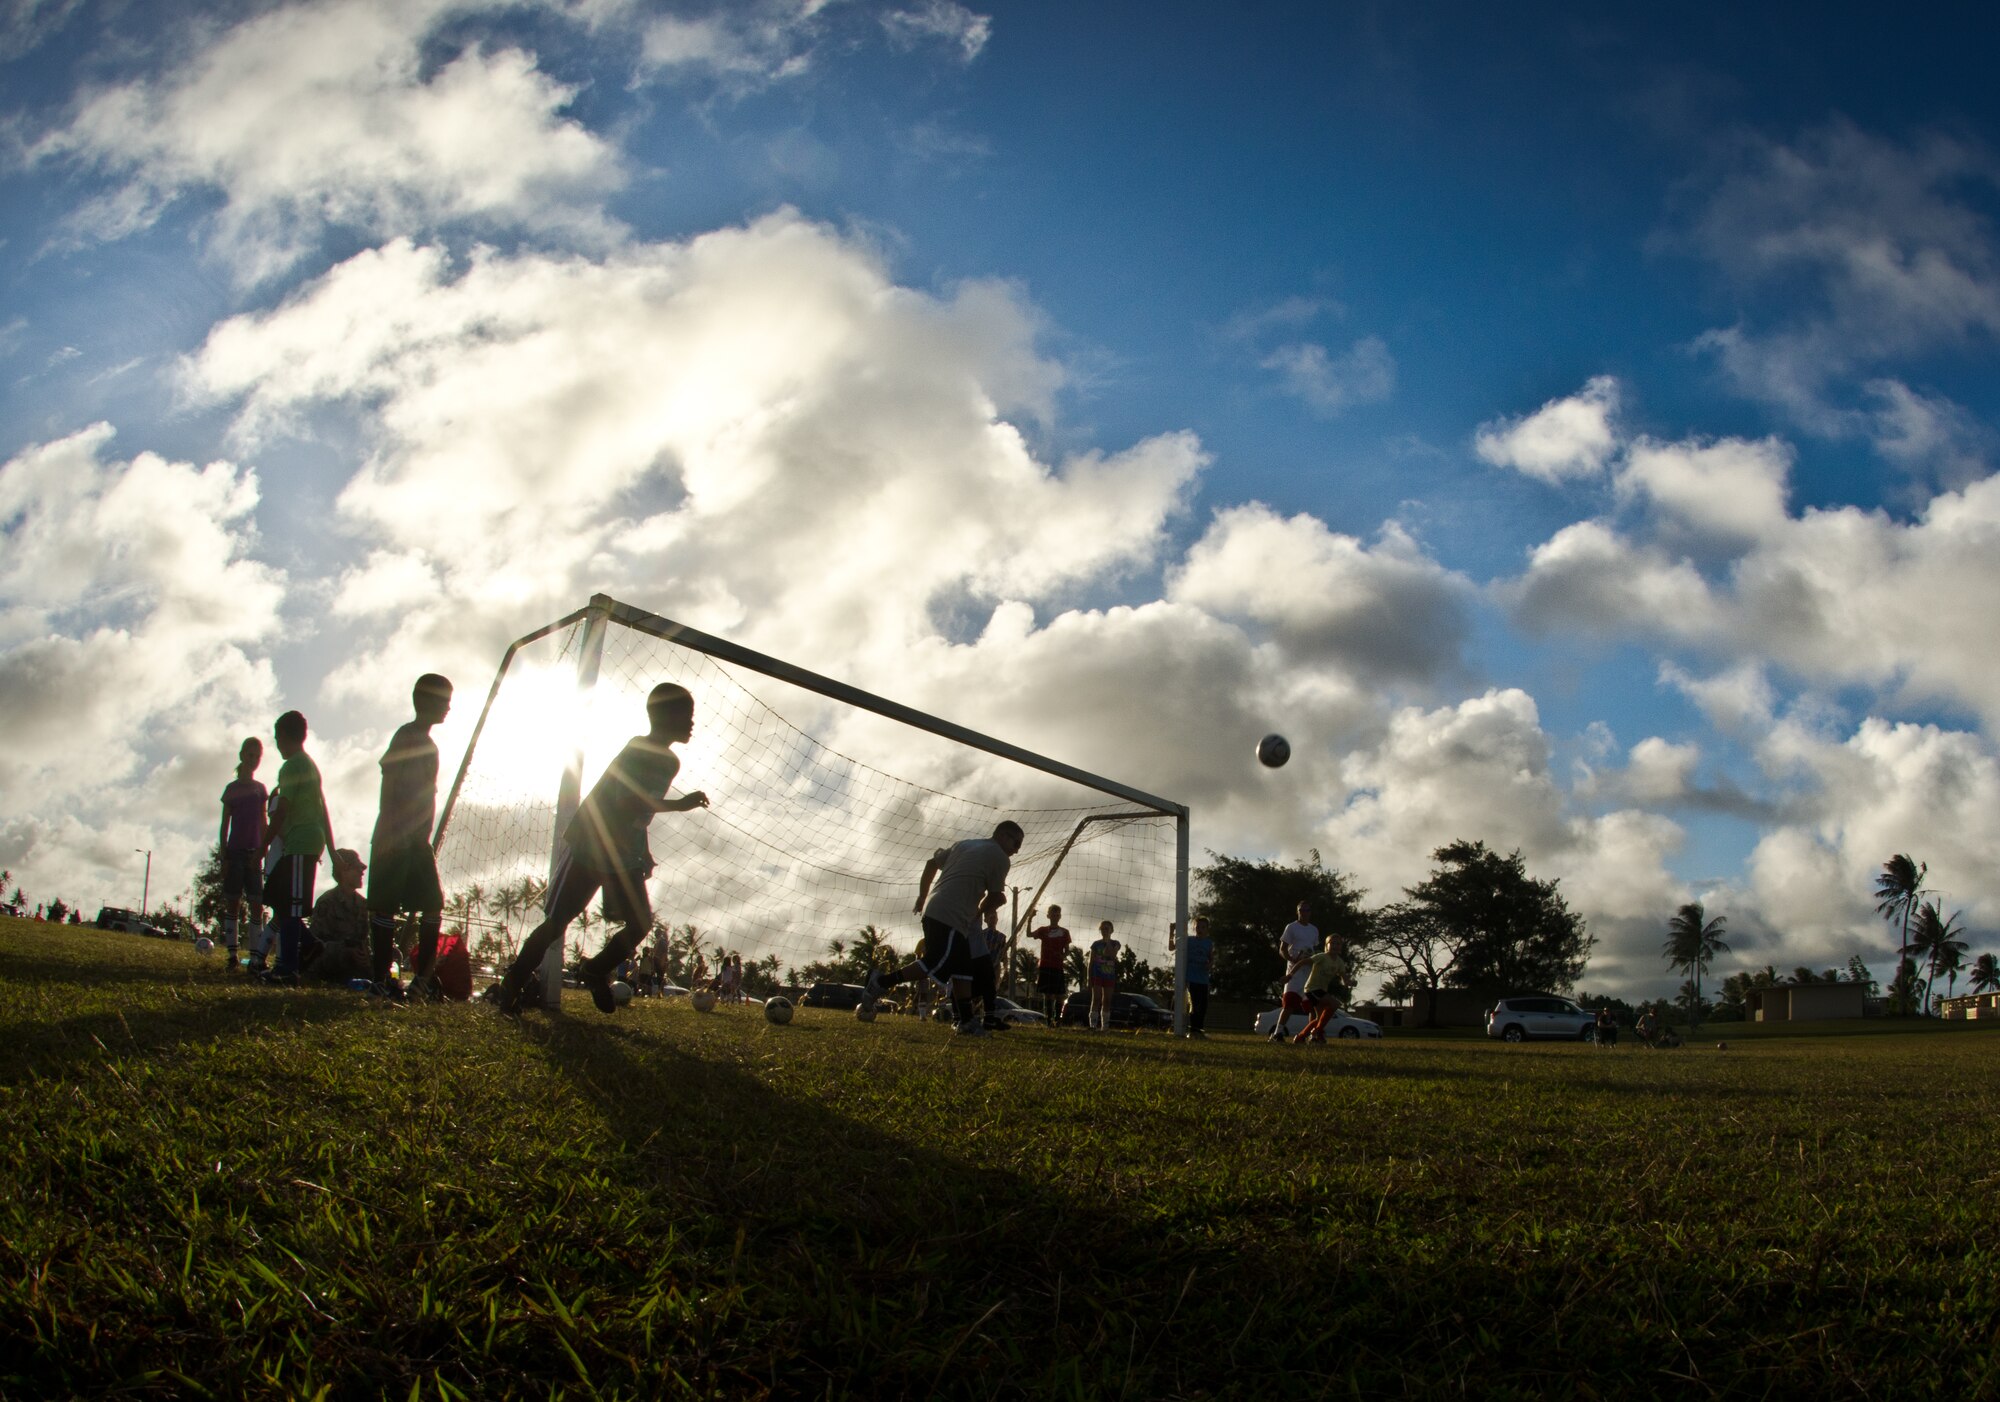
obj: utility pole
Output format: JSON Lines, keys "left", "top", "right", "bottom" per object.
{"left": 135, "top": 848, "right": 151, "bottom": 916}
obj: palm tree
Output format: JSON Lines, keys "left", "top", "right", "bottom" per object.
{"left": 1909, "top": 902, "right": 1968, "bottom": 1015}
{"left": 1874, "top": 854, "right": 1927, "bottom": 1015}
{"left": 1664, "top": 902, "right": 1729, "bottom": 1034}
{"left": 1970, "top": 952, "right": 2000, "bottom": 996}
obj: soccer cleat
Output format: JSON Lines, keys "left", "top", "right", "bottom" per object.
{"left": 863, "top": 969, "right": 887, "bottom": 1003}
{"left": 581, "top": 964, "right": 618, "bottom": 1014}
{"left": 953, "top": 1019, "right": 990, "bottom": 1037}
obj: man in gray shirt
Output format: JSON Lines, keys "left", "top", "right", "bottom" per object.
{"left": 867, "top": 820, "right": 1023, "bottom": 1037}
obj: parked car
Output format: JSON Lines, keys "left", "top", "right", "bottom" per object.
{"left": 1485, "top": 996, "right": 1596, "bottom": 1042}
{"left": 1252, "top": 1007, "right": 1383, "bottom": 1040}
{"left": 94, "top": 906, "right": 169, "bottom": 939}
{"left": 800, "top": 981, "right": 894, "bottom": 1012}
{"left": 932, "top": 995, "right": 1048, "bottom": 1027}
{"left": 1058, "top": 990, "right": 1174, "bottom": 1031}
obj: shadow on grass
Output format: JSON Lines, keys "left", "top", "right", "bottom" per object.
{"left": 420, "top": 1006, "right": 1227, "bottom": 1398}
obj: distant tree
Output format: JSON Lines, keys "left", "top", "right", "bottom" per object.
{"left": 1969, "top": 952, "right": 2000, "bottom": 996}
{"left": 1675, "top": 978, "right": 1713, "bottom": 1024}
{"left": 1192, "top": 850, "right": 1368, "bottom": 999}
{"left": 1884, "top": 957, "right": 1922, "bottom": 1017}
{"left": 47, "top": 897, "right": 69, "bottom": 924}
{"left": 1874, "top": 854, "right": 1927, "bottom": 1015}
{"left": 742, "top": 953, "right": 782, "bottom": 998}
{"left": 191, "top": 843, "right": 227, "bottom": 930}
{"left": 1663, "top": 903, "right": 1729, "bottom": 1035}
{"left": 1909, "top": 902, "right": 1968, "bottom": 1015}
{"left": 1407, "top": 841, "right": 1591, "bottom": 996}
{"left": 1845, "top": 955, "right": 1880, "bottom": 995}
{"left": 1373, "top": 901, "right": 1464, "bottom": 1025}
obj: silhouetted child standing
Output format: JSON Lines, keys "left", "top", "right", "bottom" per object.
{"left": 367, "top": 674, "right": 452, "bottom": 998}
{"left": 217, "top": 736, "right": 268, "bottom": 969}
{"left": 268, "top": 710, "right": 335, "bottom": 983}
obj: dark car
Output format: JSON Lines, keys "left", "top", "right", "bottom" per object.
{"left": 1059, "top": 990, "right": 1174, "bottom": 1031}
{"left": 95, "top": 906, "right": 169, "bottom": 939}
{"left": 801, "top": 982, "right": 892, "bottom": 1013}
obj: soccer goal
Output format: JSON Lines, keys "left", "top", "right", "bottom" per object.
{"left": 432, "top": 595, "right": 1193, "bottom": 1027}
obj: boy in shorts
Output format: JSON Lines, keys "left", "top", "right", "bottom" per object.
{"left": 866, "top": 821, "right": 1023, "bottom": 1036}
{"left": 1030, "top": 905, "right": 1071, "bottom": 1024}
{"left": 366, "top": 674, "right": 452, "bottom": 998}
{"left": 494, "top": 683, "right": 708, "bottom": 1017}
{"left": 1170, "top": 916, "right": 1215, "bottom": 1037}
{"left": 216, "top": 736, "right": 268, "bottom": 969}
{"left": 1087, "top": 920, "right": 1120, "bottom": 1030}
{"left": 267, "top": 710, "right": 336, "bottom": 984}
{"left": 1293, "top": 932, "right": 1352, "bottom": 1045}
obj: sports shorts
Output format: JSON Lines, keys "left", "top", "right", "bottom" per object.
{"left": 544, "top": 845, "right": 653, "bottom": 930}
{"left": 273, "top": 853, "right": 319, "bottom": 921}
{"left": 221, "top": 849, "right": 261, "bottom": 903}
{"left": 368, "top": 840, "right": 443, "bottom": 917}
{"left": 1036, "top": 966, "right": 1067, "bottom": 996}
{"left": 916, "top": 916, "right": 973, "bottom": 983}
{"left": 1281, "top": 990, "right": 1313, "bottom": 1017}
{"left": 1089, "top": 974, "right": 1116, "bottom": 990}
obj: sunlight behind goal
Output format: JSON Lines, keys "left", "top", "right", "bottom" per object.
{"left": 433, "top": 597, "right": 1190, "bottom": 1016}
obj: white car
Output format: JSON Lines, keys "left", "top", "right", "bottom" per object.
{"left": 1253, "top": 1007, "right": 1382, "bottom": 1040}
{"left": 1484, "top": 996, "right": 1595, "bottom": 1042}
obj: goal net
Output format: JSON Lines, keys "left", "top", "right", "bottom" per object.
{"left": 433, "top": 596, "right": 1190, "bottom": 1018}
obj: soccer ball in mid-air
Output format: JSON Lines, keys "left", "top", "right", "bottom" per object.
{"left": 611, "top": 981, "right": 634, "bottom": 1006}
{"left": 1256, "top": 733, "right": 1291, "bottom": 768}
{"left": 855, "top": 999, "right": 876, "bottom": 1024}
{"left": 690, "top": 988, "right": 718, "bottom": 1013}
{"left": 194, "top": 937, "right": 215, "bottom": 954}
{"left": 764, "top": 995, "right": 794, "bottom": 1025}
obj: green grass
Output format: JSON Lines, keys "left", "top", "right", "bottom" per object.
{"left": 3, "top": 916, "right": 1997, "bottom": 1399}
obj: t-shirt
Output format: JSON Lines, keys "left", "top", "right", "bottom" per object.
{"left": 922, "top": 838, "right": 1011, "bottom": 938}
{"left": 309, "top": 885, "right": 370, "bottom": 948}
{"left": 1280, "top": 919, "right": 1320, "bottom": 995}
{"left": 1033, "top": 924, "right": 1071, "bottom": 970}
{"left": 567, "top": 736, "right": 682, "bottom": 872}
{"left": 220, "top": 777, "right": 268, "bottom": 852}
{"left": 276, "top": 753, "right": 329, "bottom": 860}
{"left": 371, "top": 720, "right": 440, "bottom": 851}
{"left": 1302, "top": 948, "right": 1350, "bottom": 996}
{"left": 1182, "top": 934, "right": 1214, "bottom": 987}
{"left": 263, "top": 790, "right": 285, "bottom": 875}
{"left": 1088, "top": 937, "right": 1120, "bottom": 983}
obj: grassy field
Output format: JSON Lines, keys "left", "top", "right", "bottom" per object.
{"left": 3, "top": 916, "right": 1996, "bottom": 1399}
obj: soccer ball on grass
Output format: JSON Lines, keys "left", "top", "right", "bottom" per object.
{"left": 611, "top": 981, "right": 633, "bottom": 1006}
{"left": 690, "top": 988, "right": 718, "bottom": 1013}
{"left": 855, "top": 1000, "right": 876, "bottom": 1023}
{"left": 764, "top": 996, "right": 794, "bottom": 1025}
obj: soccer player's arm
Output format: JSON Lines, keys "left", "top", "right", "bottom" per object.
{"left": 913, "top": 853, "right": 943, "bottom": 914}
{"left": 218, "top": 795, "right": 232, "bottom": 852}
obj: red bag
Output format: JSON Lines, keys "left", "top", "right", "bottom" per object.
{"left": 434, "top": 932, "right": 474, "bottom": 1001}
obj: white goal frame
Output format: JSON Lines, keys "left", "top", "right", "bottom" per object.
{"left": 435, "top": 594, "right": 1195, "bottom": 1030}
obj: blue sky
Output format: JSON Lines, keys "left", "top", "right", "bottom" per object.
{"left": 6, "top": 0, "right": 2000, "bottom": 997}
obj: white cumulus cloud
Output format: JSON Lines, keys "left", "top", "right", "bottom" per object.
{"left": 1474, "top": 374, "right": 1621, "bottom": 483}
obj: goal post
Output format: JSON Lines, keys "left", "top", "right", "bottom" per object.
{"left": 434, "top": 594, "right": 1194, "bottom": 1029}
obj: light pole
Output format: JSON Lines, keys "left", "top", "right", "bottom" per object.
{"left": 135, "top": 848, "right": 151, "bottom": 916}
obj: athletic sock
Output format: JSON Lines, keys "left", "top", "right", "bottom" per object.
{"left": 952, "top": 995, "right": 972, "bottom": 1025}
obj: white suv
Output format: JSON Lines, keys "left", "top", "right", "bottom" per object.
{"left": 1485, "top": 996, "right": 1595, "bottom": 1042}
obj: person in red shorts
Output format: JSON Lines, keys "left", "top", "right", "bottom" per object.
{"left": 1268, "top": 901, "right": 1319, "bottom": 1042}
{"left": 1293, "top": 931, "right": 1353, "bottom": 1044}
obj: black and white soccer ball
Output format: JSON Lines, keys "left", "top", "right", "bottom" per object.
{"left": 855, "top": 999, "right": 876, "bottom": 1024}
{"left": 764, "top": 995, "right": 794, "bottom": 1025}
{"left": 1256, "top": 733, "right": 1291, "bottom": 768}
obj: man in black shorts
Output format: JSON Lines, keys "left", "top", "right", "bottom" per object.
{"left": 867, "top": 820, "right": 1023, "bottom": 1037}
{"left": 367, "top": 674, "right": 452, "bottom": 997}
{"left": 495, "top": 683, "right": 708, "bottom": 1016}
